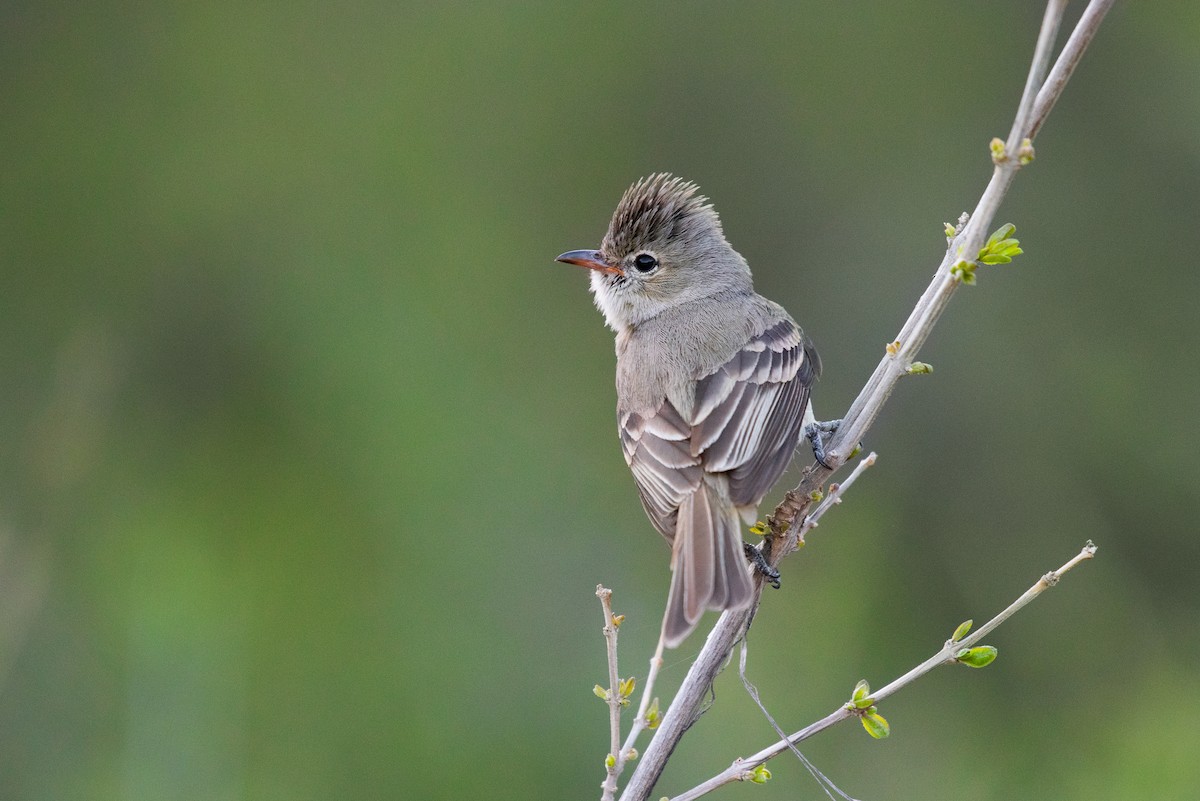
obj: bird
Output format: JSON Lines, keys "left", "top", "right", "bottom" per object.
{"left": 557, "top": 173, "right": 826, "bottom": 647}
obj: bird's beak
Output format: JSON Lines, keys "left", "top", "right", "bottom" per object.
{"left": 555, "top": 249, "right": 624, "bottom": 276}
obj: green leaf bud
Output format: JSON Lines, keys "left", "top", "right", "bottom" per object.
{"left": 957, "top": 645, "right": 999, "bottom": 668}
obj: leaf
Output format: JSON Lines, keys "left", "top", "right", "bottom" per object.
{"left": 851, "top": 679, "right": 872, "bottom": 708}
{"left": 957, "top": 645, "right": 999, "bottom": 668}
{"left": 952, "top": 619, "right": 973, "bottom": 641}
{"left": 861, "top": 711, "right": 890, "bottom": 739}
{"left": 645, "top": 697, "right": 661, "bottom": 729}
{"left": 987, "top": 223, "right": 1016, "bottom": 248}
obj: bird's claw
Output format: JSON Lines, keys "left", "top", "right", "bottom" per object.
{"left": 743, "top": 542, "right": 781, "bottom": 589}
{"left": 804, "top": 418, "right": 843, "bottom": 469}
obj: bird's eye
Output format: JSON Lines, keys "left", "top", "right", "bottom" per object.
{"left": 633, "top": 253, "right": 659, "bottom": 273}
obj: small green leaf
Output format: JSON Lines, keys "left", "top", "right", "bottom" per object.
{"left": 605, "top": 753, "right": 616, "bottom": 769}
{"left": 645, "top": 697, "right": 661, "bottom": 729}
{"left": 750, "top": 764, "right": 772, "bottom": 784}
{"left": 957, "top": 645, "right": 999, "bottom": 668}
{"left": 987, "top": 223, "right": 1015, "bottom": 248}
{"left": 618, "top": 677, "right": 636, "bottom": 698}
{"left": 975, "top": 225, "right": 1022, "bottom": 270}
{"left": 611, "top": 614, "right": 625, "bottom": 628}
{"left": 861, "top": 710, "right": 890, "bottom": 739}
{"left": 952, "top": 619, "right": 973, "bottom": 641}
{"left": 906, "top": 361, "right": 933, "bottom": 375}
{"left": 593, "top": 685, "right": 609, "bottom": 700}
{"left": 850, "top": 679, "right": 873, "bottom": 709}
{"left": 944, "top": 222, "right": 957, "bottom": 239}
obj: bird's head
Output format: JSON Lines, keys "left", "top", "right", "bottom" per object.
{"left": 557, "top": 174, "right": 752, "bottom": 331}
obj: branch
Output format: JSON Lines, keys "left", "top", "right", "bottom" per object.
{"left": 614, "top": 636, "right": 665, "bottom": 777}
{"left": 618, "top": 3, "right": 1114, "bottom": 799}
{"left": 1030, "top": 0, "right": 1116, "bottom": 139}
{"left": 789, "top": 451, "right": 877, "bottom": 552}
{"left": 596, "top": 586, "right": 622, "bottom": 801}
{"left": 672, "top": 542, "right": 1099, "bottom": 801}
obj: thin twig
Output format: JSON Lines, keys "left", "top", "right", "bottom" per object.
{"left": 1007, "top": 0, "right": 1066, "bottom": 152}
{"left": 868, "top": 540, "right": 1097, "bottom": 704}
{"left": 1030, "top": 0, "right": 1117, "bottom": 139}
{"left": 618, "top": 3, "right": 1115, "bottom": 798}
{"left": 671, "top": 542, "right": 1098, "bottom": 801}
{"left": 780, "top": 452, "right": 877, "bottom": 559}
{"left": 614, "top": 634, "right": 665, "bottom": 775}
{"left": 597, "top": 585, "right": 622, "bottom": 801}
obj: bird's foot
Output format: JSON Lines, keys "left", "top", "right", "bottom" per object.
{"left": 804, "top": 418, "right": 844, "bottom": 470}
{"left": 743, "top": 542, "right": 781, "bottom": 589}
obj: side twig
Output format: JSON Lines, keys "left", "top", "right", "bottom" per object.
{"left": 597, "top": 586, "right": 622, "bottom": 801}
{"left": 787, "top": 452, "right": 877, "bottom": 556}
{"left": 614, "top": 635, "right": 665, "bottom": 777}
{"left": 618, "top": 3, "right": 1114, "bottom": 799}
{"left": 672, "top": 542, "right": 1099, "bottom": 801}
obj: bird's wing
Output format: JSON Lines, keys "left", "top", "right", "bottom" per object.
{"left": 689, "top": 319, "right": 820, "bottom": 508}
{"left": 619, "top": 400, "right": 702, "bottom": 541}
{"left": 619, "top": 318, "right": 819, "bottom": 538}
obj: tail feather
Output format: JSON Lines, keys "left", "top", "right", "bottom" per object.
{"left": 662, "top": 480, "right": 755, "bottom": 648}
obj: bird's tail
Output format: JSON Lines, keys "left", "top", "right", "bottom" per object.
{"left": 662, "top": 478, "right": 755, "bottom": 648}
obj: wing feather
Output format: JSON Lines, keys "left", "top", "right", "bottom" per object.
{"left": 620, "top": 317, "right": 818, "bottom": 544}
{"left": 691, "top": 319, "right": 817, "bottom": 508}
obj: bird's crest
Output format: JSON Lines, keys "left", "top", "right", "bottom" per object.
{"left": 602, "top": 174, "right": 723, "bottom": 257}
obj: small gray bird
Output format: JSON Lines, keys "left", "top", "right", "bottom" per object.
{"left": 558, "top": 174, "right": 826, "bottom": 647}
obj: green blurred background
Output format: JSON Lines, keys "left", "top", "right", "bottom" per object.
{"left": 2, "top": 1, "right": 1197, "bottom": 799}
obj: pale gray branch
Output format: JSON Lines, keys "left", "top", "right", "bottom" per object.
{"left": 597, "top": 586, "right": 622, "bottom": 801}
{"left": 788, "top": 451, "right": 877, "bottom": 556}
{"left": 614, "top": 635, "right": 665, "bottom": 776}
{"left": 1030, "top": 0, "right": 1117, "bottom": 139}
